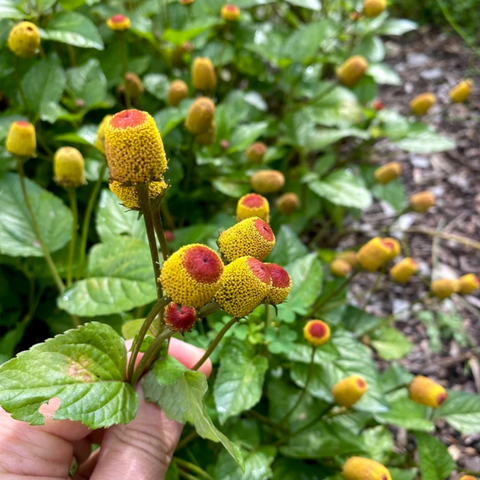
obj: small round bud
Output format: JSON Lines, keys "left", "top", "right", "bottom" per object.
{"left": 409, "top": 375, "right": 448, "bottom": 408}
{"left": 363, "top": 0, "right": 387, "bottom": 18}
{"left": 449, "top": 79, "right": 473, "bottom": 103}
{"left": 237, "top": 193, "right": 270, "bottom": 223}
{"left": 221, "top": 4, "right": 240, "bottom": 21}
{"left": 165, "top": 230, "right": 175, "bottom": 242}
{"left": 195, "top": 123, "right": 216, "bottom": 146}
{"left": 246, "top": 142, "right": 267, "bottom": 164}
{"left": 337, "top": 56, "right": 368, "bottom": 88}
{"left": 6, "top": 121, "right": 36, "bottom": 157}
{"left": 107, "top": 14, "right": 131, "bottom": 31}
{"left": 372, "top": 99, "right": 385, "bottom": 111}
{"left": 164, "top": 303, "right": 196, "bottom": 332}
{"left": 180, "top": 0, "right": 195, "bottom": 4}
{"left": 335, "top": 251, "right": 358, "bottom": 268}
{"left": 357, "top": 237, "right": 395, "bottom": 272}
{"left": 303, "top": 320, "right": 330, "bottom": 347}
{"left": 430, "top": 278, "right": 459, "bottom": 299}
{"left": 54, "top": 147, "right": 86, "bottom": 188}
{"left": 410, "top": 191, "right": 435, "bottom": 213}
{"left": 172, "top": 42, "right": 193, "bottom": 66}
{"left": 168, "top": 80, "right": 189, "bottom": 107}
{"left": 218, "top": 217, "right": 275, "bottom": 263}
{"left": 410, "top": 93, "right": 436, "bottom": 115}
{"left": 215, "top": 256, "right": 272, "bottom": 318}
{"left": 251, "top": 170, "right": 285, "bottom": 194}
{"left": 185, "top": 97, "right": 215, "bottom": 135}
{"left": 350, "top": 11, "right": 360, "bottom": 20}
{"left": 7, "top": 22, "right": 40, "bottom": 59}
{"left": 458, "top": 274, "right": 480, "bottom": 295}
{"left": 264, "top": 263, "right": 292, "bottom": 305}
{"left": 109, "top": 179, "right": 168, "bottom": 210}
{"left": 191, "top": 57, "right": 217, "bottom": 92}
{"left": 390, "top": 258, "right": 418, "bottom": 284}
{"left": 330, "top": 259, "right": 352, "bottom": 277}
{"left": 95, "top": 115, "right": 113, "bottom": 154}
{"left": 124, "top": 72, "right": 144, "bottom": 99}
{"left": 160, "top": 244, "right": 224, "bottom": 308}
{"left": 342, "top": 457, "right": 392, "bottom": 480}
{"left": 332, "top": 375, "right": 368, "bottom": 407}
{"left": 220, "top": 139, "right": 230, "bottom": 150}
{"left": 382, "top": 237, "right": 401, "bottom": 262}
{"left": 105, "top": 109, "right": 167, "bottom": 185}
{"left": 374, "top": 161, "right": 401, "bottom": 184}
{"left": 276, "top": 192, "right": 300, "bottom": 215}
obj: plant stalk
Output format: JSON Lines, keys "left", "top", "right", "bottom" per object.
{"left": 119, "top": 32, "right": 131, "bottom": 109}
{"left": 152, "top": 207, "right": 170, "bottom": 260}
{"left": 173, "top": 458, "right": 214, "bottom": 480}
{"left": 14, "top": 57, "right": 29, "bottom": 117}
{"left": 66, "top": 188, "right": 78, "bottom": 287}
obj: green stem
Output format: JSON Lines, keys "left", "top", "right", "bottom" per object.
{"left": 66, "top": 188, "right": 78, "bottom": 287}
{"left": 14, "top": 57, "right": 29, "bottom": 117}
{"left": 152, "top": 206, "right": 170, "bottom": 260}
{"left": 178, "top": 470, "right": 198, "bottom": 480}
{"left": 176, "top": 430, "right": 198, "bottom": 451}
{"left": 173, "top": 458, "right": 214, "bottom": 480}
{"left": 245, "top": 410, "right": 290, "bottom": 434}
{"left": 196, "top": 301, "right": 221, "bottom": 319}
{"left": 362, "top": 270, "right": 383, "bottom": 309}
{"left": 78, "top": 161, "right": 107, "bottom": 280}
{"left": 192, "top": 317, "right": 239, "bottom": 371}
{"left": 16, "top": 157, "right": 65, "bottom": 293}
{"left": 120, "top": 32, "right": 131, "bottom": 109}
{"left": 264, "top": 303, "right": 270, "bottom": 331}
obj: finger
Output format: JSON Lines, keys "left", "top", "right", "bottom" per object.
{"left": 168, "top": 337, "right": 212, "bottom": 377}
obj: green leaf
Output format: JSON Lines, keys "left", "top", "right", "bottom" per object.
{"left": 122, "top": 319, "right": 143, "bottom": 340}
{"left": 362, "top": 426, "right": 393, "bottom": 463}
{"left": 163, "top": 17, "right": 222, "bottom": 45}
{"left": 368, "top": 64, "right": 402, "bottom": 85}
{"left": 372, "top": 178, "right": 406, "bottom": 212}
{"left": 341, "top": 306, "right": 381, "bottom": 336}
{"left": 390, "top": 469, "right": 418, "bottom": 480}
{"left": 200, "top": 41, "right": 235, "bottom": 67}
{"left": 380, "top": 363, "right": 413, "bottom": 393}
{"left": 394, "top": 132, "right": 455, "bottom": 153}
{"left": 433, "top": 390, "right": 480, "bottom": 434}
{"left": 308, "top": 169, "right": 372, "bottom": 210}
{"left": 415, "top": 432, "right": 455, "bottom": 480}
{"left": 214, "top": 339, "right": 268, "bottom": 424}
{"left": 378, "top": 19, "right": 417, "bottom": 36}
{"left": 227, "top": 122, "right": 269, "bottom": 153}
{"left": 0, "top": 0, "right": 25, "bottom": 19}
{"left": 0, "top": 173, "right": 72, "bottom": 257}
{"left": 212, "top": 178, "right": 250, "bottom": 198}
{"left": 142, "top": 355, "right": 244, "bottom": 469}
{"left": 154, "top": 101, "right": 192, "bottom": 137}
{"left": 285, "top": 0, "right": 321, "bottom": 9}
{"left": 0, "top": 322, "right": 138, "bottom": 428}
{"left": 352, "top": 35, "right": 385, "bottom": 63}
{"left": 268, "top": 225, "right": 308, "bottom": 267}
{"left": 273, "top": 458, "right": 327, "bottom": 480}
{"left": 43, "top": 12, "right": 104, "bottom": 50}
{"left": 66, "top": 58, "right": 107, "bottom": 108}
{"left": 215, "top": 445, "right": 275, "bottom": 480}
{"left": 143, "top": 73, "right": 170, "bottom": 101}
{"left": 371, "top": 327, "right": 413, "bottom": 360}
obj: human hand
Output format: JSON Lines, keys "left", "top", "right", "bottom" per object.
{"left": 0, "top": 338, "right": 212, "bottom": 479}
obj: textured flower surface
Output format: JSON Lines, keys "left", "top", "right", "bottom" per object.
{"left": 430, "top": 278, "right": 459, "bottom": 299}
{"left": 191, "top": 57, "right": 217, "bottom": 91}
{"left": 246, "top": 142, "right": 267, "bottom": 163}
{"left": 7, "top": 22, "right": 40, "bottom": 58}
{"left": 53, "top": 147, "right": 86, "bottom": 188}
{"left": 107, "top": 14, "right": 131, "bottom": 31}
{"left": 264, "top": 263, "right": 292, "bottom": 305}
{"left": 6, "top": 121, "right": 36, "bottom": 157}
{"left": 337, "top": 56, "right": 368, "bottom": 87}
{"left": 410, "top": 191, "right": 435, "bottom": 213}
{"left": 390, "top": 258, "right": 418, "bottom": 283}
{"left": 168, "top": 80, "right": 189, "bottom": 107}
{"left": 330, "top": 259, "right": 352, "bottom": 277}
{"left": 357, "top": 237, "right": 394, "bottom": 272}
{"left": 236, "top": 193, "right": 270, "bottom": 223}
{"left": 164, "top": 303, "right": 197, "bottom": 332}
{"left": 250, "top": 170, "right": 285, "bottom": 194}
{"left": 109, "top": 179, "right": 168, "bottom": 210}
{"left": 185, "top": 97, "right": 215, "bottom": 135}
{"left": 221, "top": 4, "right": 240, "bottom": 21}
{"left": 276, "top": 193, "right": 299, "bottom": 215}
{"left": 95, "top": 115, "right": 113, "bottom": 153}
{"left": 303, "top": 320, "right": 331, "bottom": 346}
{"left": 332, "top": 375, "right": 368, "bottom": 407}
{"left": 342, "top": 457, "right": 392, "bottom": 480}
{"left": 409, "top": 375, "right": 448, "bottom": 408}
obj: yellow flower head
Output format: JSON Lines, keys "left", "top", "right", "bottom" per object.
{"left": 264, "top": 263, "right": 292, "bottom": 305}
{"left": 160, "top": 244, "right": 224, "bottom": 308}
{"left": 382, "top": 237, "right": 401, "bottom": 262}
{"left": 303, "top": 320, "right": 331, "bottom": 347}
{"left": 237, "top": 193, "right": 270, "bottom": 223}
{"left": 195, "top": 123, "right": 216, "bottom": 146}
{"left": 335, "top": 251, "right": 358, "bottom": 268}
{"left": 107, "top": 14, "right": 131, "bottom": 31}
{"left": 330, "top": 259, "right": 352, "bottom": 278}
{"left": 410, "top": 191, "right": 435, "bottom": 213}
{"left": 221, "top": 4, "right": 240, "bottom": 21}
{"left": 409, "top": 375, "right": 448, "bottom": 408}
{"left": 363, "top": 0, "right": 387, "bottom": 18}
{"left": 7, "top": 22, "right": 40, "bottom": 59}
{"left": 95, "top": 115, "right": 113, "bottom": 154}
{"left": 337, "top": 56, "right": 368, "bottom": 88}
{"left": 390, "top": 258, "right": 418, "bottom": 284}
{"left": 53, "top": 147, "right": 86, "bottom": 188}
{"left": 215, "top": 256, "right": 272, "bottom": 317}
{"left": 410, "top": 93, "right": 436, "bottom": 115}
{"left": 251, "top": 170, "right": 285, "bottom": 194}
{"left": 374, "top": 161, "right": 402, "bottom": 184}
{"left": 191, "top": 57, "right": 217, "bottom": 91}
{"left": 168, "top": 80, "right": 189, "bottom": 107}
{"left": 449, "top": 79, "right": 473, "bottom": 103}
{"left": 105, "top": 109, "right": 167, "bottom": 185}
{"left": 109, "top": 179, "right": 168, "bottom": 210}
{"left": 185, "top": 97, "right": 216, "bottom": 135}
{"left": 6, "top": 121, "right": 36, "bottom": 157}
{"left": 218, "top": 217, "right": 275, "bottom": 262}
{"left": 342, "top": 457, "right": 392, "bottom": 480}
{"left": 332, "top": 375, "right": 368, "bottom": 407}
{"left": 430, "top": 278, "right": 459, "bottom": 299}
{"left": 246, "top": 142, "right": 267, "bottom": 164}
{"left": 459, "top": 476, "right": 477, "bottom": 480}
{"left": 276, "top": 192, "right": 300, "bottom": 215}
{"left": 458, "top": 274, "right": 480, "bottom": 295}
{"left": 164, "top": 302, "right": 197, "bottom": 333}
{"left": 357, "top": 237, "right": 395, "bottom": 272}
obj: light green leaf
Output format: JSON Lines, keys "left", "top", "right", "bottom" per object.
{"left": 199, "top": 41, "right": 235, "bottom": 67}
{"left": 285, "top": 0, "right": 321, "bottom": 9}
{"left": 341, "top": 306, "right": 381, "bottom": 336}
{"left": 390, "top": 468, "right": 418, "bottom": 480}
{"left": 215, "top": 445, "right": 275, "bottom": 480}
{"left": 163, "top": 17, "right": 222, "bottom": 45}
{"left": 267, "top": 225, "right": 308, "bottom": 267}
{"left": 0, "top": 322, "right": 138, "bottom": 428}
{"left": 368, "top": 64, "right": 401, "bottom": 85}
{"left": 121, "top": 319, "right": 143, "bottom": 340}
{"left": 378, "top": 19, "right": 417, "bottom": 36}
{"left": 353, "top": 35, "right": 385, "bottom": 63}
{"left": 371, "top": 327, "right": 413, "bottom": 360}
{"left": 212, "top": 178, "right": 250, "bottom": 198}
{"left": 154, "top": 100, "right": 192, "bottom": 137}
{"left": 56, "top": 124, "right": 97, "bottom": 146}
{"left": 372, "top": 177, "right": 406, "bottom": 212}
{"left": 433, "top": 390, "right": 480, "bottom": 434}
{"left": 0, "top": 0, "right": 25, "bottom": 19}
{"left": 143, "top": 73, "right": 170, "bottom": 101}
{"left": 362, "top": 426, "right": 393, "bottom": 463}
{"left": 394, "top": 132, "right": 455, "bottom": 153}
{"left": 227, "top": 122, "right": 269, "bottom": 153}
{"left": 380, "top": 363, "right": 413, "bottom": 393}
{"left": 66, "top": 58, "right": 107, "bottom": 108}
{"left": 0, "top": 173, "right": 72, "bottom": 257}
{"left": 415, "top": 432, "right": 455, "bottom": 480}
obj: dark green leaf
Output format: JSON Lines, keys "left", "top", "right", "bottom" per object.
{"left": 143, "top": 73, "right": 170, "bottom": 101}
{"left": 371, "top": 327, "right": 413, "bottom": 360}
{"left": 215, "top": 445, "right": 275, "bottom": 480}
{"left": 268, "top": 225, "right": 308, "bottom": 267}
{"left": 433, "top": 390, "right": 480, "bottom": 434}
{"left": 415, "top": 432, "right": 455, "bottom": 480}
{"left": 66, "top": 58, "right": 107, "bottom": 108}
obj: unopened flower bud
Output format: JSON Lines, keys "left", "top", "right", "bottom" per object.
{"left": 221, "top": 4, "right": 240, "bottom": 21}
{"left": 246, "top": 142, "right": 267, "bottom": 164}
{"left": 215, "top": 256, "right": 272, "bottom": 318}
{"left": 180, "top": 0, "right": 195, "bottom": 4}
{"left": 107, "top": 14, "right": 131, "bottom": 31}
{"left": 357, "top": 237, "right": 395, "bottom": 272}
{"left": 382, "top": 237, "right": 401, "bottom": 262}
{"left": 330, "top": 259, "right": 352, "bottom": 277}
{"left": 191, "top": 57, "right": 217, "bottom": 91}
{"left": 303, "top": 320, "right": 331, "bottom": 346}
{"left": 372, "top": 99, "right": 385, "bottom": 111}
{"left": 8, "top": 22, "right": 40, "bottom": 59}
{"left": 430, "top": 278, "right": 459, "bottom": 299}
{"left": 390, "top": 258, "right": 418, "bottom": 284}
{"left": 172, "top": 42, "right": 193, "bottom": 66}
{"left": 95, "top": 115, "right": 113, "bottom": 154}
{"left": 195, "top": 123, "right": 216, "bottom": 146}
{"left": 276, "top": 192, "right": 299, "bottom": 215}
{"left": 363, "top": 0, "right": 387, "bottom": 18}
{"left": 109, "top": 179, "right": 168, "bottom": 210}
{"left": 160, "top": 244, "right": 224, "bottom": 308}
{"left": 237, "top": 193, "right": 270, "bottom": 223}
{"left": 349, "top": 11, "right": 360, "bottom": 20}
{"left": 251, "top": 170, "right": 285, "bottom": 194}
{"left": 164, "top": 303, "right": 196, "bottom": 332}
{"left": 165, "top": 230, "right": 175, "bottom": 242}
{"left": 459, "top": 475, "right": 477, "bottom": 480}
{"left": 220, "top": 139, "right": 230, "bottom": 150}
{"left": 458, "top": 274, "right": 479, "bottom": 295}
{"left": 374, "top": 161, "right": 401, "bottom": 184}
{"left": 410, "top": 191, "right": 435, "bottom": 213}
{"left": 409, "top": 375, "right": 448, "bottom": 408}
{"left": 185, "top": 97, "right": 215, "bottom": 135}
{"left": 168, "top": 80, "right": 189, "bottom": 107}
{"left": 6, "top": 121, "right": 36, "bottom": 157}
{"left": 449, "top": 79, "right": 473, "bottom": 103}
{"left": 218, "top": 217, "right": 275, "bottom": 262}
{"left": 54, "top": 147, "right": 86, "bottom": 188}
{"left": 342, "top": 457, "right": 392, "bottom": 480}
{"left": 124, "top": 72, "right": 144, "bottom": 99}
{"left": 410, "top": 93, "right": 436, "bottom": 115}
{"left": 332, "top": 375, "right": 368, "bottom": 407}
{"left": 337, "top": 56, "right": 368, "bottom": 88}
{"left": 335, "top": 251, "right": 358, "bottom": 268}
{"left": 264, "top": 263, "right": 292, "bottom": 305}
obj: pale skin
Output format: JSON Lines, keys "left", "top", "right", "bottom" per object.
{"left": 0, "top": 338, "right": 212, "bottom": 480}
